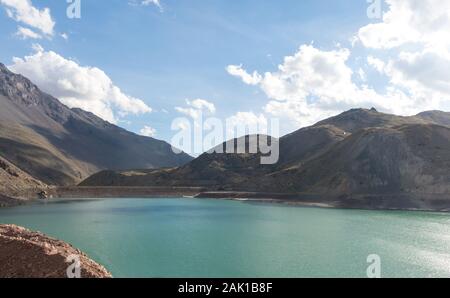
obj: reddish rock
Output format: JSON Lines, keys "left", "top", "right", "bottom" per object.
{"left": 0, "top": 225, "right": 112, "bottom": 278}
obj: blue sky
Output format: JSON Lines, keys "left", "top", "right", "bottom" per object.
{"left": 1, "top": 0, "right": 449, "bottom": 152}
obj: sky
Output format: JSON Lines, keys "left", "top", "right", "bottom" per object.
{"left": 0, "top": 0, "right": 449, "bottom": 154}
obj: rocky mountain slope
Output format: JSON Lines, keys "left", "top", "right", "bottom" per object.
{"left": 417, "top": 110, "right": 450, "bottom": 127}
{"left": 268, "top": 124, "right": 450, "bottom": 195}
{"left": 0, "top": 63, "right": 192, "bottom": 186}
{"left": 81, "top": 108, "right": 450, "bottom": 208}
{"left": 80, "top": 125, "right": 347, "bottom": 188}
{"left": 0, "top": 225, "right": 111, "bottom": 278}
{"left": 0, "top": 155, "right": 47, "bottom": 205}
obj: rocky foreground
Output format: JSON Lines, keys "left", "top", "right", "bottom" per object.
{"left": 0, "top": 225, "right": 112, "bottom": 278}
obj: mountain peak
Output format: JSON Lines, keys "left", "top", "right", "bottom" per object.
{"left": 314, "top": 108, "right": 417, "bottom": 133}
{"left": 344, "top": 108, "right": 378, "bottom": 114}
{"left": 0, "top": 61, "right": 57, "bottom": 110}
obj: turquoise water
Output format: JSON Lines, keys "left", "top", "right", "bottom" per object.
{"left": 1, "top": 198, "right": 450, "bottom": 278}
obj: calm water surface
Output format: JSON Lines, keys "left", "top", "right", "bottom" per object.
{"left": 1, "top": 198, "right": 450, "bottom": 278}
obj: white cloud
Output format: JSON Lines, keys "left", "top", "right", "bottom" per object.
{"left": 358, "top": 68, "right": 366, "bottom": 82}
{"left": 231, "top": 44, "right": 450, "bottom": 129}
{"left": 0, "top": 0, "right": 55, "bottom": 37}
{"left": 378, "top": 49, "right": 450, "bottom": 111}
{"left": 367, "top": 56, "right": 386, "bottom": 73}
{"left": 30, "top": 42, "right": 42, "bottom": 52}
{"left": 226, "top": 64, "right": 262, "bottom": 85}
{"left": 388, "top": 50, "right": 450, "bottom": 94}
{"left": 226, "top": 112, "right": 268, "bottom": 137}
{"left": 9, "top": 46, "right": 152, "bottom": 123}
{"left": 130, "top": 0, "right": 163, "bottom": 11}
{"left": 229, "top": 0, "right": 450, "bottom": 130}
{"left": 139, "top": 125, "right": 157, "bottom": 137}
{"left": 175, "top": 99, "right": 216, "bottom": 120}
{"left": 142, "top": 0, "right": 161, "bottom": 7}
{"left": 358, "top": 0, "right": 450, "bottom": 50}
{"left": 228, "top": 45, "right": 409, "bottom": 127}
{"left": 357, "top": 0, "right": 450, "bottom": 113}
{"left": 15, "top": 25, "right": 41, "bottom": 39}
{"left": 188, "top": 99, "right": 216, "bottom": 113}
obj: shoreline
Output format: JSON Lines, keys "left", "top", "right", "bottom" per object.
{"left": 196, "top": 192, "right": 450, "bottom": 213}
{"left": 2, "top": 186, "right": 447, "bottom": 213}
{"left": 0, "top": 194, "right": 28, "bottom": 208}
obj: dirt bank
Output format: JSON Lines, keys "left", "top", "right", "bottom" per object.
{"left": 5, "top": 186, "right": 450, "bottom": 212}
{"left": 196, "top": 191, "right": 450, "bottom": 212}
{"left": 0, "top": 225, "right": 112, "bottom": 278}
{"left": 50, "top": 186, "right": 207, "bottom": 198}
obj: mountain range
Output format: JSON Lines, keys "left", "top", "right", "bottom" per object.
{"left": 1, "top": 62, "right": 449, "bottom": 210}
{"left": 81, "top": 108, "right": 450, "bottom": 208}
{"left": 0, "top": 63, "right": 192, "bottom": 197}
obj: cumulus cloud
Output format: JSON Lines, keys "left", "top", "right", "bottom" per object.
{"left": 358, "top": 0, "right": 450, "bottom": 50}
{"left": 389, "top": 50, "right": 450, "bottom": 94}
{"left": 358, "top": 0, "right": 450, "bottom": 112}
{"left": 9, "top": 46, "right": 152, "bottom": 123}
{"left": 375, "top": 49, "right": 450, "bottom": 111}
{"left": 228, "top": 1, "right": 450, "bottom": 129}
{"left": 0, "top": 0, "right": 55, "bottom": 37}
{"left": 139, "top": 125, "right": 157, "bottom": 137}
{"left": 227, "top": 45, "right": 411, "bottom": 127}
{"left": 175, "top": 99, "right": 216, "bottom": 120}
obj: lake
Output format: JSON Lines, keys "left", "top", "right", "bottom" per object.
{"left": 1, "top": 198, "right": 450, "bottom": 278}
